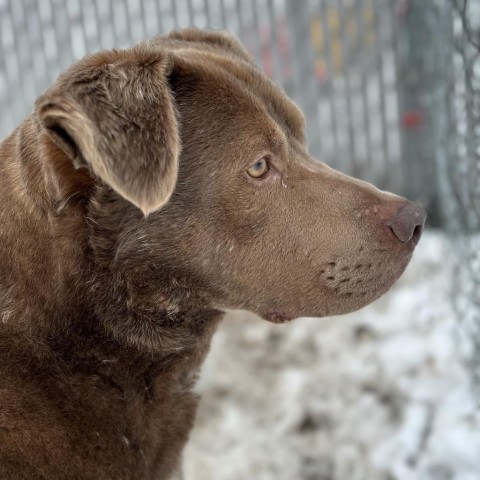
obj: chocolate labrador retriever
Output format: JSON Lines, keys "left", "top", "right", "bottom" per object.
{"left": 0, "top": 29, "right": 425, "bottom": 479}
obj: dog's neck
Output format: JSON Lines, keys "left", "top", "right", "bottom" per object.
{"left": 45, "top": 307, "right": 222, "bottom": 396}
{"left": 0, "top": 118, "right": 223, "bottom": 368}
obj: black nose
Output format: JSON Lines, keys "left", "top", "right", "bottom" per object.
{"left": 388, "top": 202, "right": 426, "bottom": 244}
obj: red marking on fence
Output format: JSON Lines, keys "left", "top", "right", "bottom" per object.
{"left": 402, "top": 110, "right": 424, "bottom": 131}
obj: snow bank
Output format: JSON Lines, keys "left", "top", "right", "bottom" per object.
{"left": 184, "top": 232, "right": 479, "bottom": 480}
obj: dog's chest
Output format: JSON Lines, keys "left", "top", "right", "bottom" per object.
{"left": 53, "top": 342, "right": 202, "bottom": 478}
{"left": 0, "top": 325, "right": 206, "bottom": 480}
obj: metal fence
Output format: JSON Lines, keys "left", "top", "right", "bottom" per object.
{"left": 449, "top": 0, "right": 480, "bottom": 233}
{"left": 0, "top": 0, "right": 407, "bottom": 198}
{"left": 449, "top": 0, "right": 480, "bottom": 385}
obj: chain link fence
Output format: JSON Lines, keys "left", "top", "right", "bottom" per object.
{"left": 450, "top": 0, "right": 480, "bottom": 232}
{"left": 448, "top": 0, "right": 480, "bottom": 386}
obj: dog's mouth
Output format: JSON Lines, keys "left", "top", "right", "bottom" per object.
{"left": 319, "top": 248, "right": 411, "bottom": 295}
{"left": 264, "top": 311, "right": 296, "bottom": 323}
{"left": 261, "top": 246, "right": 414, "bottom": 324}
{"left": 318, "top": 248, "right": 413, "bottom": 314}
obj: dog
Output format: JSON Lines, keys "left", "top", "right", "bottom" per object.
{"left": 0, "top": 28, "right": 425, "bottom": 479}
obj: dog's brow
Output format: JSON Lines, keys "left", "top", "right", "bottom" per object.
{"left": 271, "top": 99, "right": 305, "bottom": 140}
{"left": 267, "top": 128, "right": 289, "bottom": 158}
{"left": 176, "top": 48, "right": 306, "bottom": 140}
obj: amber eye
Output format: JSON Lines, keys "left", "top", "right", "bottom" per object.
{"left": 247, "top": 158, "right": 269, "bottom": 178}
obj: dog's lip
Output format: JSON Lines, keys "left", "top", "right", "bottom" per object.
{"left": 263, "top": 311, "right": 296, "bottom": 323}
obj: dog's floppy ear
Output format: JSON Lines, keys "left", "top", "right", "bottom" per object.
{"left": 167, "top": 28, "right": 253, "bottom": 62}
{"left": 36, "top": 48, "right": 179, "bottom": 215}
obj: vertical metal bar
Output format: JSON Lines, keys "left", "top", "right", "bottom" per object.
{"left": 38, "top": 0, "right": 55, "bottom": 62}
{"left": 266, "top": 0, "right": 283, "bottom": 85}
{"left": 170, "top": 0, "right": 179, "bottom": 29}
{"left": 79, "top": 0, "right": 98, "bottom": 53}
{"left": 8, "top": 0, "right": 30, "bottom": 114}
{"left": 108, "top": 1, "right": 121, "bottom": 47}
{"left": 459, "top": 9, "right": 478, "bottom": 229}
{"left": 285, "top": 0, "right": 322, "bottom": 157}
{"left": 124, "top": 0, "right": 133, "bottom": 45}
{"left": 219, "top": 0, "right": 227, "bottom": 28}
{"left": 462, "top": 5, "right": 480, "bottom": 230}
{"left": 435, "top": 0, "right": 457, "bottom": 229}
{"left": 337, "top": 0, "right": 357, "bottom": 173}
{"left": 371, "top": 0, "right": 390, "bottom": 183}
{"left": 124, "top": 0, "right": 144, "bottom": 43}
{"left": 187, "top": 0, "right": 195, "bottom": 26}
{"left": 138, "top": 0, "right": 148, "bottom": 38}
{"left": 318, "top": 0, "right": 341, "bottom": 167}
{"left": 18, "top": 0, "right": 38, "bottom": 82}
{"left": 93, "top": 1, "right": 107, "bottom": 47}
{"left": 0, "top": 8, "right": 16, "bottom": 121}
{"left": 153, "top": 0, "right": 165, "bottom": 35}
{"left": 389, "top": 0, "right": 404, "bottom": 194}
{"left": 24, "top": 0, "right": 47, "bottom": 89}
{"left": 235, "top": 0, "right": 245, "bottom": 41}
{"left": 53, "top": 0, "right": 75, "bottom": 63}
{"left": 250, "top": 0, "right": 263, "bottom": 68}
{"left": 355, "top": 0, "right": 373, "bottom": 174}
{"left": 204, "top": 0, "right": 212, "bottom": 28}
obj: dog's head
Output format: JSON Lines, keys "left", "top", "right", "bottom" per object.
{"left": 36, "top": 29, "right": 424, "bottom": 340}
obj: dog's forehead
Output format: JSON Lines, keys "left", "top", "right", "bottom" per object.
{"left": 164, "top": 38, "right": 306, "bottom": 139}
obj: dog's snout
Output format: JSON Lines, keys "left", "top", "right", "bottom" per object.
{"left": 387, "top": 202, "right": 426, "bottom": 244}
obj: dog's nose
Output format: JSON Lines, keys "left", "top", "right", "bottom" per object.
{"left": 387, "top": 202, "right": 426, "bottom": 244}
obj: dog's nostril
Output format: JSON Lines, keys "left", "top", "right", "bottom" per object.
{"left": 387, "top": 202, "right": 426, "bottom": 243}
{"left": 411, "top": 224, "right": 423, "bottom": 244}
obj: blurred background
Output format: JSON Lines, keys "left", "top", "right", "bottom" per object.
{"left": 1, "top": 0, "right": 479, "bottom": 479}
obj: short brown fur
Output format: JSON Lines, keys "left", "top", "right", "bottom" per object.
{"left": 0, "top": 29, "right": 424, "bottom": 479}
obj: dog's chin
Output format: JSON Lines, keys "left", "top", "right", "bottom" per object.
{"left": 261, "top": 255, "right": 412, "bottom": 324}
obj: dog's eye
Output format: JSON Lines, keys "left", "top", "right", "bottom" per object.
{"left": 247, "top": 158, "right": 269, "bottom": 178}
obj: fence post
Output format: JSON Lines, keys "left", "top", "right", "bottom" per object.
{"left": 285, "top": 1, "right": 322, "bottom": 160}
{"left": 394, "top": 0, "right": 453, "bottom": 226}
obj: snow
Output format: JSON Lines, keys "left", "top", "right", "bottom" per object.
{"left": 183, "top": 232, "right": 480, "bottom": 480}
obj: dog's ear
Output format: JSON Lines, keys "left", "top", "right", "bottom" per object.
{"left": 153, "top": 28, "right": 254, "bottom": 63}
{"left": 36, "top": 48, "right": 179, "bottom": 215}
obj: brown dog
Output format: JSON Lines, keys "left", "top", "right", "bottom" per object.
{"left": 0, "top": 29, "right": 424, "bottom": 479}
